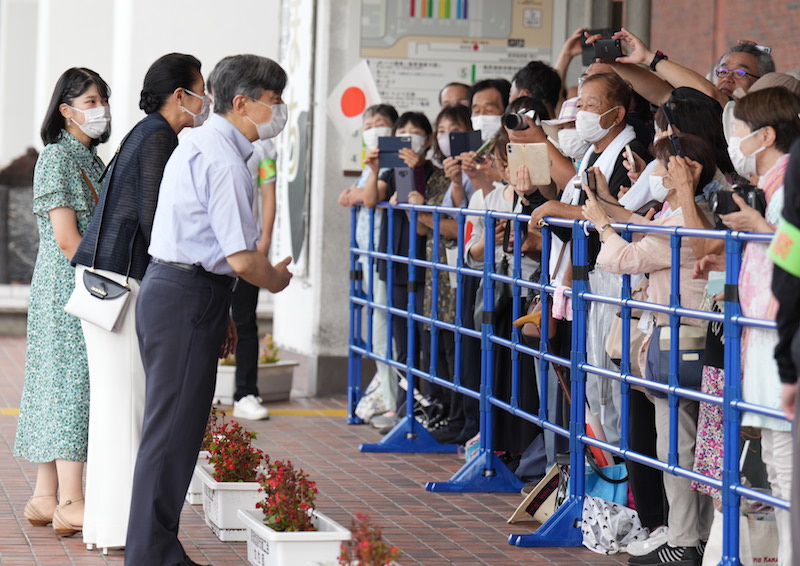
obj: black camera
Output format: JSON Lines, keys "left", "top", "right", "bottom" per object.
{"left": 708, "top": 183, "right": 767, "bottom": 216}
{"left": 503, "top": 109, "right": 538, "bottom": 131}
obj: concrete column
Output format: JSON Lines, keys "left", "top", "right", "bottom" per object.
{"left": 625, "top": 0, "right": 651, "bottom": 47}
{"left": 270, "top": 0, "right": 362, "bottom": 397}
{"left": 32, "top": 0, "right": 114, "bottom": 158}
{"left": 0, "top": 0, "right": 39, "bottom": 167}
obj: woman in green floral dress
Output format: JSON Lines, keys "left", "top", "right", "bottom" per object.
{"left": 14, "top": 67, "right": 110, "bottom": 537}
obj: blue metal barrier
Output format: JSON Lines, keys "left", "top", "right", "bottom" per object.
{"left": 347, "top": 202, "right": 789, "bottom": 561}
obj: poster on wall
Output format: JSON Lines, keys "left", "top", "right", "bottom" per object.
{"left": 274, "top": 0, "right": 316, "bottom": 276}
{"left": 342, "top": 0, "right": 554, "bottom": 171}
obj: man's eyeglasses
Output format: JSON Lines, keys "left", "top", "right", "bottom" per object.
{"left": 715, "top": 67, "right": 760, "bottom": 80}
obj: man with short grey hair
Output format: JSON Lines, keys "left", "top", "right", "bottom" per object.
{"left": 125, "top": 54, "right": 293, "bottom": 566}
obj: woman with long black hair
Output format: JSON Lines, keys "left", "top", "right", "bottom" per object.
{"left": 71, "top": 53, "right": 207, "bottom": 552}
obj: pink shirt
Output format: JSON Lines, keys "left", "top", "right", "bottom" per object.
{"left": 595, "top": 210, "right": 707, "bottom": 329}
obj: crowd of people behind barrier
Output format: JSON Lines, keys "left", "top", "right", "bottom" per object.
{"left": 341, "top": 28, "right": 800, "bottom": 566}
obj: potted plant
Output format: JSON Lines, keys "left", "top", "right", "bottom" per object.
{"left": 195, "top": 420, "right": 264, "bottom": 541}
{"left": 214, "top": 333, "right": 299, "bottom": 405}
{"left": 187, "top": 406, "right": 224, "bottom": 504}
{"left": 339, "top": 514, "right": 401, "bottom": 566}
{"left": 237, "top": 457, "right": 351, "bottom": 566}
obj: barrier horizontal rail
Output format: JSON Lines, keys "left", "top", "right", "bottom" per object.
{"left": 346, "top": 202, "right": 790, "bottom": 559}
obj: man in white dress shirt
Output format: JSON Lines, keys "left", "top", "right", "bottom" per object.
{"left": 125, "top": 54, "right": 292, "bottom": 566}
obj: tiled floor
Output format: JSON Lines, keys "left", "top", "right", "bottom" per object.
{"left": 0, "top": 336, "right": 628, "bottom": 565}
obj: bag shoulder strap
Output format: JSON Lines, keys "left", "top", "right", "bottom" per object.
{"left": 78, "top": 167, "right": 99, "bottom": 204}
{"left": 89, "top": 133, "right": 135, "bottom": 281}
{"left": 585, "top": 447, "right": 628, "bottom": 484}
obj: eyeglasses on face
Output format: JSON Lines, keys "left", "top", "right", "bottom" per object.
{"left": 715, "top": 67, "right": 760, "bottom": 80}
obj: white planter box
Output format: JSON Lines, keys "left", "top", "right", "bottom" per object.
{"left": 186, "top": 451, "right": 210, "bottom": 504}
{"left": 214, "top": 361, "right": 299, "bottom": 405}
{"left": 237, "top": 508, "right": 350, "bottom": 566}
{"left": 195, "top": 464, "right": 262, "bottom": 542}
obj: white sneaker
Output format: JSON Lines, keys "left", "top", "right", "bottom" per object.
{"left": 233, "top": 395, "right": 270, "bottom": 420}
{"left": 626, "top": 525, "right": 669, "bottom": 556}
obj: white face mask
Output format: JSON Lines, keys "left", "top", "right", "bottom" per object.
{"left": 648, "top": 174, "right": 670, "bottom": 202}
{"left": 436, "top": 132, "right": 452, "bottom": 158}
{"left": 181, "top": 89, "right": 211, "bottom": 128}
{"left": 246, "top": 97, "right": 288, "bottom": 140}
{"left": 575, "top": 106, "right": 619, "bottom": 143}
{"left": 362, "top": 126, "right": 392, "bottom": 151}
{"left": 557, "top": 128, "right": 590, "bottom": 159}
{"left": 407, "top": 133, "right": 428, "bottom": 155}
{"left": 727, "top": 128, "right": 764, "bottom": 178}
{"left": 68, "top": 105, "right": 110, "bottom": 139}
{"left": 471, "top": 114, "right": 502, "bottom": 142}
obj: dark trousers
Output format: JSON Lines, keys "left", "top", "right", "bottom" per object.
{"left": 419, "top": 327, "right": 457, "bottom": 416}
{"left": 125, "top": 263, "right": 231, "bottom": 566}
{"left": 390, "top": 283, "right": 422, "bottom": 412}
{"left": 627, "top": 389, "right": 668, "bottom": 529}
{"left": 459, "top": 274, "right": 481, "bottom": 438}
{"left": 231, "top": 279, "right": 259, "bottom": 401}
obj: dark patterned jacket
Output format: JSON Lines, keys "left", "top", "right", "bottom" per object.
{"left": 73, "top": 112, "right": 178, "bottom": 280}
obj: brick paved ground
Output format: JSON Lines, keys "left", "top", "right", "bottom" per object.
{"left": 0, "top": 336, "right": 628, "bottom": 566}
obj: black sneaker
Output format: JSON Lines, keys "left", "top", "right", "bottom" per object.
{"left": 628, "top": 543, "right": 702, "bottom": 566}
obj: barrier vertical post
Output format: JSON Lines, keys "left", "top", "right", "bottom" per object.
{"left": 537, "top": 226, "right": 552, "bottom": 424}
{"left": 720, "top": 233, "right": 744, "bottom": 566}
{"left": 427, "top": 211, "right": 524, "bottom": 492}
{"left": 361, "top": 206, "right": 457, "bottom": 454}
{"left": 510, "top": 220, "right": 585, "bottom": 547}
{"left": 617, "top": 230, "right": 634, "bottom": 452}
{"left": 347, "top": 205, "right": 364, "bottom": 423}
{"left": 452, "top": 213, "right": 465, "bottom": 389}
{"left": 666, "top": 232, "right": 682, "bottom": 468}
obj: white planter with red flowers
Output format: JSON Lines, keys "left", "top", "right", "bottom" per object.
{"left": 237, "top": 508, "right": 350, "bottom": 566}
{"left": 195, "top": 464, "right": 262, "bottom": 542}
{"left": 185, "top": 451, "right": 210, "bottom": 505}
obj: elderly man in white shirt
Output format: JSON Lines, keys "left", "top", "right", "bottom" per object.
{"left": 126, "top": 54, "right": 292, "bottom": 566}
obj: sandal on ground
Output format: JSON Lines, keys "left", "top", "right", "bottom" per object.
{"left": 52, "top": 498, "right": 84, "bottom": 537}
{"left": 24, "top": 494, "right": 57, "bottom": 526}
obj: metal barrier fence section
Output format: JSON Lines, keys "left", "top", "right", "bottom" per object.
{"left": 346, "top": 202, "right": 788, "bottom": 561}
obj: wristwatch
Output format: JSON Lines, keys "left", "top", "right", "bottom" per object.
{"left": 649, "top": 51, "right": 668, "bottom": 72}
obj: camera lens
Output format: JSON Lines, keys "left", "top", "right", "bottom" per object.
{"left": 708, "top": 191, "right": 719, "bottom": 215}
{"left": 503, "top": 113, "right": 529, "bottom": 131}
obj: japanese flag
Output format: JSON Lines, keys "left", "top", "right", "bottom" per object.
{"left": 326, "top": 60, "right": 381, "bottom": 139}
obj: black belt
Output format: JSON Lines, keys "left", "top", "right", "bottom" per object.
{"left": 152, "top": 258, "right": 238, "bottom": 291}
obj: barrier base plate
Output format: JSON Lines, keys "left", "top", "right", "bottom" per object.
{"left": 508, "top": 496, "right": 583, "bottom": 547}
{"left": 425, "top": 449, "right": 524, "bottom": 493}
{"left": 359, "top": 415, "right": 458, "bottom": 454}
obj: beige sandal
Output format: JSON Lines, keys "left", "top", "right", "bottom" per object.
{"left": 23, "top": 494, "right": 57, "bottom": 526}
{"left": 52, "top": 498, "right": 84, "bottom": 537}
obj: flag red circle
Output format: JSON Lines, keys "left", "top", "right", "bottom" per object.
{"left": 341, "top": 87, "right": 367, "bottom": 118}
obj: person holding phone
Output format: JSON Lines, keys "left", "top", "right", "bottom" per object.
{"left": 363, "top": 111, "right": 434, "bottom": 423}
{"left": 339, "top": 104, "right": 399, "bottom": 423}
{"left": 464, "top": 128, "right": 542, "bottom": 456}
{"left": 407, "top": 104, "right": 473, "bottom": 443}
{"left": 458, "top": 79, "right": 510, "bottom": 198}
{"left": 693, "top": 88, "right": 800, "bottom": 566}
{"left": 582, "top": 133, "right": 720, "bottom": 566}
{"left": 529, "top": 72, "right": 651, "bottom": 452}
{"left": 605, "top": 27, "right": 774, "bottom": 108}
